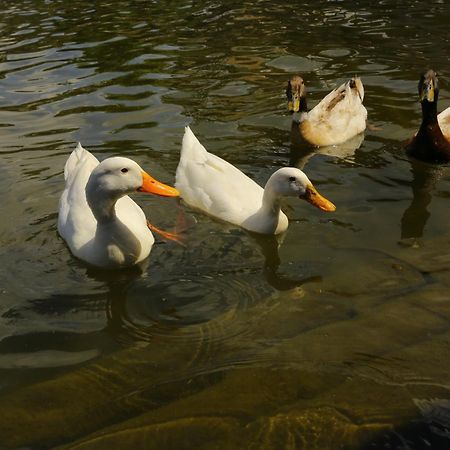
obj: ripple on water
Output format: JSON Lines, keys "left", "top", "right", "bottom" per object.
{"left": 111, "top": 270, "right": 275, "bottom": 345}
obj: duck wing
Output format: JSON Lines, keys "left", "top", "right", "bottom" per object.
{"left": 310, "top": 78, "right": 366, "bottom": 127}
{"left": 176, "top": 127, "right": 263, "bottom": 226}
{"left": 303, "top": 78, "right": 367, "bottom": 146}
{"left": 58, "top": 144, "right": 100, "bottom": 247}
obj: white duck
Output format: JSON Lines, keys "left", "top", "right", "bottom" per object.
{"left": 175, "top": 127, "right": 335, "bottom": 235}
{"left": 58, "top": 143, "right": 179, "bottom": 268}
{"left": 286, "top": 75, "right": 367, "bottom": 147}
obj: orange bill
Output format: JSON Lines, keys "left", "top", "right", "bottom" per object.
{"left": 138, "top": 171, "right": 180, "bottom": 197}
{"left": 302, "top": 183, "right": 336, "bottom": 212}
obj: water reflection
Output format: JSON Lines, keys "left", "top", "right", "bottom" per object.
{"left": 96, "top": 229, "right": 279, "bottom": 345}
{"left": 401, "top": 158, "right": 447, "bottom": 240}
{"left": 251, "top": 233, "right": 322, "bottom": 290}
{"left": 289, "top": 120, "right": 365, "bottom": 169}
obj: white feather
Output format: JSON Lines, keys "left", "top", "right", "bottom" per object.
{"left": 176, "top": 127, "right": 335, "bottom": 234}
{"left": 438, "top": 106, "right": 450, "bottom": 139}
{"left": 298, "top": 78, "right": 367, "bottom": 146}
{"left": 58, "top": 144, "right": 155, "bottom": 268}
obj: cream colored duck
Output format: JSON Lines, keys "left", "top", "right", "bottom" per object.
{"left": 58, "top": 143, "right": 179, "bottom": 268}
{"left": 175, "top": 127, "right": 335, "bottom": 235}
{"left": 286, "top": 75, "right": 367, "bottom": 147}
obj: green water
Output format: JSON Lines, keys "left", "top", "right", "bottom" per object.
{"left": 1, "top": 1, "right": 450, "bottom": 448}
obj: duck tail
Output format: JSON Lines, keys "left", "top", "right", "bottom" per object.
{"left": 349, "top": 77, "right": 364, "bottom": 102}
{"left": 64, "top": 143, "right": 85, "bottom": 180}
{"left": 63, "top": 143, "right": 97, "bottom": 181}
{"left": 180, "top": 126, "right": 208, "bottom": 165}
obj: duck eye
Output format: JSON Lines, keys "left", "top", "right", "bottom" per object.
{"left": 289, "top": 176, "right": 296, "bottom": 182}
{"left": 121, "top": 168, "right": 128, "bottom": 173}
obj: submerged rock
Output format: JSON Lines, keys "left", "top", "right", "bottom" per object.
{"left": 57, "top": 407, "right": 389, "bottom": 450}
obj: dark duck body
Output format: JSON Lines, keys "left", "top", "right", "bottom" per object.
{"left": 406, "top": 69, "right": 450, "bottom": 163}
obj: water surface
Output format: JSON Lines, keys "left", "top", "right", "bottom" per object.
{"left": 1, "top": 1, "right": 450, "bottom": 448}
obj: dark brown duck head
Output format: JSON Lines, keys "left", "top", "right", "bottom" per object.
{"left": 286, "top": 75, "right": 308, "bottom": 113}
{"left": 405, "top": 69, "right": 450, "bottom": 163}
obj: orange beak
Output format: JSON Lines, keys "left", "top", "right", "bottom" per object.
{"left": 302, "top": 183, "right": 336, "bottom": 212}
{"left": 138, "top": 171, "right": 180, "bottom": 197}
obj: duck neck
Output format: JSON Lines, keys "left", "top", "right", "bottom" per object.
{"left": 300, "top": 96, "right": 308, "bottom": 112}
{"left": 261, "top": 187, "right": 282, "bottom": 218}
{"left": 420, "top": 100, "right": 438, "bottom": 127}
{"left": 293, "top": 97, "right": 308, "bottom": 123}
{"left": 86, "top": 180, "right": 121, "bottom": 224}
{"left": 409, "top": 97, "right": 450, "bottom": 162}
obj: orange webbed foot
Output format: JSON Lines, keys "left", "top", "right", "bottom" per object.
{"left": 147, "top": 221, "right": 186, "bottom": 247}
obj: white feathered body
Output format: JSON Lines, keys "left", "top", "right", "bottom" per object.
{"left": 298, "top": 78, "right": 367, "bottom": 146}
{"left": 438, "top": 107, "right": 450, "bottom": 139}
{"left": 175, "top": 127, "right": 288, "bottom": 234}
{"left": 58, "top": 144, "right": 154, "bottom": 267}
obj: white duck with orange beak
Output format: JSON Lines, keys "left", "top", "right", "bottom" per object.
{"left": 175, "top": 127, "right": 336, "bottom": 235}
{"left": 58, "top": 143, "right": 179, "bottom": 268}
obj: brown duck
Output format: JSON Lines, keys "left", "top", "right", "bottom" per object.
{"left": 405, "top": 69, "right": 450, "bottom": 162}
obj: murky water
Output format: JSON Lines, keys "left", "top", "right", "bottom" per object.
{"left": 1, "top": 1, "right": 450, "bottom": 448}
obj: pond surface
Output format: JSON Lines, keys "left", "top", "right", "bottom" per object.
{"left": 1, "top": 1, "right": 450, "bottom": 448}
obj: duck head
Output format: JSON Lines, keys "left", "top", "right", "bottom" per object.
{"left": 286, "top": 75, "right": 307, "bottom": 113}
{"left": 266, "top": 167, "right": 336, "bottom": 212}
{"left": 419, "top": 69, "right": 439, "bottom": 104}
{"left": 88, "top": 157, "right": 180, "bottom": 198}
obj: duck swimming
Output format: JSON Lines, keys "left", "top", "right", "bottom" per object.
{"left": 286, "top": 75, "right": 367, "bottom": 147}
{"left": 58, "top": 143, "right": 179, "bottom": 268}
{"left": 175, "top": 127, "right": 335, "bottom": 235}
{"left": 405, "top": 69, "right": 450, "bottom": 163}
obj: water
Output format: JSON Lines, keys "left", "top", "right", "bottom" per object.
{"left": 1, "top": 1, "right": 450, "bottom": 448}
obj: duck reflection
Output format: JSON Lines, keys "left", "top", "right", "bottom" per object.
{"left": 98, "top": 233, "right": 323, "bottom": 343}
{"left": 289, "top": 120, "right": 364, "bottom": 169}
{"left": 80, "top": 259, "right": 150, "bottom": 343}
{"left": 92, "top": 249, "right": 209, "bottom": 344}
{"left": 401, "top": 159, "right": 446, "bottom": 239}
{"left": 87, "top": 218, "right": 324, "bottom": 343}
{"left": 251, "top": 233, "right": 322, "bottom": 291}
